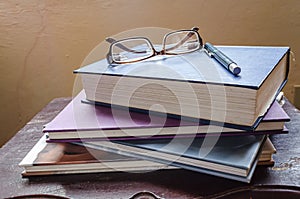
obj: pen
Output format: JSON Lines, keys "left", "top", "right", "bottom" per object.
{"left": 204, "top": 42, "right": 241, "bottom": 75}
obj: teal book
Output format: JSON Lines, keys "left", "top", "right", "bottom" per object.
{"left": 80, "top": 134, "right": 267, "bottom": 183}
{"left": 74, "top": 46, "right": 289, "bottom": 130}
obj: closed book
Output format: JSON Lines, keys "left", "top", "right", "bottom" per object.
{"left": 19, "top": 135, "right": 273, "bottom": 177}
{"left": 19, "top": 135, "right": 174, "bottom": 176}
{"left": 258, "top": 137, "right": 276, "bottom": 164}
{"left": 74, "top": 46, "right": 290, "bottom": 129}
{"left": 81, "top": 134, "right": 267, "bottom": 183}
{"left": 43, "top": 90, "right": 289, "bottom": 142}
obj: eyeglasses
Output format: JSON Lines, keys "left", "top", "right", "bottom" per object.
{"left": 105, "top": 27, "right": 203, "bottom": 65}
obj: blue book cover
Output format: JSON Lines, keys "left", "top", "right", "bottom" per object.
{"left": 74, "top": 46, "right": 289, "bottom": 89}
{"left": 82, "top": 134, "right": 266, "bottom": 183}
{"left": 74, "top": 46, "right": 289, "bottom": 130}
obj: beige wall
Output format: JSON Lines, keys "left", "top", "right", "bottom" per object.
{"left": 1, "top": 0, "right": 300, "bottom": 146}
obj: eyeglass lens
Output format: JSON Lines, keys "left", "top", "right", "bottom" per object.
{"left": 111, "top": 38, "right": 154, "bottom": 63}
{"left": 164, "top": 31, "right": 200, "bottom": 54}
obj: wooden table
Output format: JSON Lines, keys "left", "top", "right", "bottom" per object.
{"left": 1, "top": 97, "right": 300, "bottom": 199}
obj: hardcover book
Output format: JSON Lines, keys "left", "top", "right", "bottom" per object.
{"left": 258, "top": 137, "right": 276, "bottom": 166}
{"left": 81, "top": 134, "right": 267, "bottom": 183}
{"left": 19, "top": 135, "right": 174, "bottom": 176}
{"left": 43, "top": 90, "right": 289, "bottom": 141}
{"left": 74, "top": 46, "right": 290, "bottom": 129}
{"left": 19, "top": 135, "right": 274, "bottom": 177}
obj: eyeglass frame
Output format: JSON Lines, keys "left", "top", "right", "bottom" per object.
{"left": 105, "top": 27, "right": 203, "bottom": 65}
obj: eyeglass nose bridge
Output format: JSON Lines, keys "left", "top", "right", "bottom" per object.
{"left": 154, "top": 49, "right": 167, "bottom": 56}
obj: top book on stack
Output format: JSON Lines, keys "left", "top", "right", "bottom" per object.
{"left": 74, "top": 46, "right": 289, "bottom": 130}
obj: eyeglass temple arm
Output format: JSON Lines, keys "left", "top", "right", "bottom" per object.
{"left": 164, "top": 27, "right": 202, "bottom": 52}
{"left": 106, "top": 38, "right": 147, "bottom": 54}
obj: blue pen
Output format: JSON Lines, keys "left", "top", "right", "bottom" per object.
{"left": 204, "top": 42, "right": 241, "bottom": 75}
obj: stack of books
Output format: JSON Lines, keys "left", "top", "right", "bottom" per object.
{"left": 20, "top": 45, "right": 290, "bottom": 183}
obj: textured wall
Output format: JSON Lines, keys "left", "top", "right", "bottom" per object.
{"left": 1, "top": 0, "right": 300, "bottom": 146}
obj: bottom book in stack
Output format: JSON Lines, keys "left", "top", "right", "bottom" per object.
{"left": 20, "top": 134, "right": 276, "bottom": 183}
{"left": 19, "top": 135, "right": 174, "bottom": 176}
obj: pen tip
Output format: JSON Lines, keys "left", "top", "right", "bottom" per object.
{"left": 233, "top": 67, "right": 241, "bottom": 75}
{"left": 229, "top": 63, "right": 241, "bottom": 75}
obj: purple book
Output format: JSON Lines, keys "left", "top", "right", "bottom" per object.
{"left": 44, "top": 91, "right": 289, "bottom": 142}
